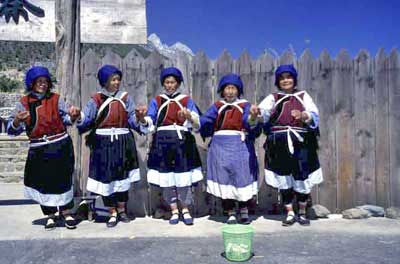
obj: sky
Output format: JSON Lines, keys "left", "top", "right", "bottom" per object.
{"left": 146, "top": 0, "right": 399, "bottom": 59}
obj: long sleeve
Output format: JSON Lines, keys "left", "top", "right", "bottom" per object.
{"left": 125, "top": 95, "right": 145, "bottom": 134}
{"left": 257, "top": 94, "right": 275, "bottom": 123}
{"left": 303, "top": 91, "right": 319, "bottom": 129}
{"left": 183, "top": 97, "right": 201, "bottom": 130}
{"left": 76, "top": 98, "right": 98, "bottom": 134}
{"left": 199, "top": 104, "right": 218, "bottom": 138}
{"left": 242, "top": 103, "right": 262, "bottom": 139}
{"left": 138, "top": 98, "right": 158, "bottom": 134}
{"left": 58, "top": 97, "right": 74, "bottom": 126}
{"left": 7, "top": 102, "right": 26, "bottom": 136}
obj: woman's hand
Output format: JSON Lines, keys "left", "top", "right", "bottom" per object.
{"left": 291, "top": 109, "right": 309, "bottom": 122}
{"left": 68, "top": 106, "right": 81, "bottom": 122}
{"left": 177, "top": 107, "right": 192, "bottom": 122}
{"left": 135, "top": 105, "right": 148, "bottom": 124}
{"left": 249, "top": 104, "right": 260, "bottom": 121}
{"left": 13, "top": 111, "right": 30, "bottom": 127}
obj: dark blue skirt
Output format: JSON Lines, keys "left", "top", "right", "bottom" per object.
{"left": 264, "top": 131, "right": 323, "bottom": 193}
{"left": 147, "top": 129, "right": 203, "bottom": 187}
{"left": 87, "top": 131, "right": 140, "bottom": 196}
{"left": 24, "top": 135, "right": 74, "bottom": 206}
{"left": 147, "top": 130, "right": 202, "bottom": 173}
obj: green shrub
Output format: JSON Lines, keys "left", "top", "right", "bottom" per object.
{"left": 0, "top": 76, "right": 22, "bottom": 93}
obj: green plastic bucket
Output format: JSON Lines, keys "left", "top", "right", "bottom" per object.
{"left": 222, "top": 224, "right": 254, "bottom": 262}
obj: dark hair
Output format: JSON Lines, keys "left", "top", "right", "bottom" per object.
{"left": 105, "top": 73, "right": 121, "bottom": 87}
{"left": 276, "top": 72, "right": 294, "bottom": 90}
{"left": 219, "top": 84, "right": 240, "bottom": 98}
{"left": 32, "top": 76, "right": 52, "bottom": 90}
{"left": 163, "top": 75, "right": 181, "bottom": 85}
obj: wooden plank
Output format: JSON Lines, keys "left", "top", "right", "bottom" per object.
{"left": 145, "top": 51, "right": 171, "bottom": 100}
{"left": 173, "top": 50, "right": 191, "bottom": 95}
{"left": 279, "top": 50, "right": 296, "bottom": 65}
{"left": 81, "top": 0, "right": 147, "bottom": 44}
{"left": 388, "top": 49, "right": 400, "bottom": 207}
{"left": 102, "top": 50, "right": 123, "bottom": 73}
{"left": 55, "top": 0, "right": 82, "bottom": 196}
{"left": 123, "top": 48, "right": 147, "bottom": 105}
{"left": 190, "top": 51, "right": 213, "bottom": 217}
{"left": 334, "top": 49, "right": 354, "bottom": 211}
{"left": 0, "top": 0, "right": 55, "bottom": 42}
{"left": 354, "top": 50, "right": 376, "bottom": 205}
{"left": 237, "top": 50, "right": 256, "bottom": 103}
{"left": 122, "top": 48, "right": 149, "bottom": 217}
{"left": 312, "top": 50, "right": 337, "bottom": 212}
{"left": 255, "top": 52, "right": 276, "bottom": 102}
{"left": 298, "top": 49, "right": 320, "bottom": 205}
{"left": 255, "top": 52, "right": 277, "bottom": 213}
{"left": 191, "top": 51, "right": 214, "bottom": 111}
{"left": 214, "top": 50, "right": 234, "bottom": 100}
{"left": 298, "top": 49, "right": 314, "bottom": 92}
{"left": 374, "top": 49, "right": 390, "bottom": 208}
{"left": 79, "top": 49, "right": 101, "bottom": 197}
{"left": 0, "top": 0, "right": 147, "bottom": 44}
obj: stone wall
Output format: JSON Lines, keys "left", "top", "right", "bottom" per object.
{"left": 0, "top": 135, "right": 28, "bottom": 183}
{"left": 0, "top": 92, "right": 23, "bottom": 133}
{"left": 0, "top": 92, "right": 23, "bottom": 108}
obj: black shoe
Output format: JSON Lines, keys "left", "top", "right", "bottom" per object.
{"left": 44, "top": 217, "right": 56, "bottom": 231}
{"left": 106, "top": 215, "right": 118, "bottom": 228}
{"left": 297, "top": 214, "right": 310, "bottom": 226}
{"left": 282, "top": 215, "right": 296, "bottom": 226}
{"left": 118, "top": 211, "right": 130, "bottom": 223}
{"left": 63, "top": 215, "right": 77, "bottom": 230}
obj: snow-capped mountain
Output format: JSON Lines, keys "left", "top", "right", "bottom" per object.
{"left": 141, "top": 33, "right": 195, "bottom": 58}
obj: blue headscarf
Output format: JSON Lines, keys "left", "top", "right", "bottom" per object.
{"left": 160, "top": 67, "right": 184, "bottom": 85}
{"left": 98, "top": 65, "right": 122, "bottom": 87}
{"left": 275, "top": 64, "right": 298, "bottom": 88}
{"left": 217, "top": 73, "right": 243, "bottom": 96}
{"left": 25, "top": 66, "right": 52, "bottom": 91}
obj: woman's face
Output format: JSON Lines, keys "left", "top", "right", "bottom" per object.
{"left": 32, "top": 77, "right": 50, "bottom": 94}
{"left": 106, "top": 74, "right": 121, "bottom": 93}
{"left": 222, "top": 84, "right": 239, "bottom": 102}
{"left": 278, "top": 72, "right": 295, "bottom": 92}
{"left": 163, "top": 76, "right": 180, "bottom": 95}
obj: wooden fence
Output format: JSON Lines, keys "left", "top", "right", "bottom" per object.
{"left": 78, "top": 47, "right": 400, "bottom": 215}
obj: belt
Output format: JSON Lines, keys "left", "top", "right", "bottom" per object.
{"left": 271, "top": 126, "right": 307, "bottom": 154}
{"left": 95, "top": 128, "right": 130, "bottom": 142}
{"left": 157, "top": 124, "right": 188, "bottom": 140}
{"left": 29, "top": 132, "right": 68, "bottom": 147}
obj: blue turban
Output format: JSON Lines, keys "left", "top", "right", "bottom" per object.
{"left": 275, "top": 64, "right": 298, "bottom": 88}
{"left": 25, "top": 66, "right": 52, "bottom": 91}
{"left": 160, "top": 67, "right": 184, "bottom": 85}
{"left": 98, "top": 65, "right": 122, "bottom": 87}
{"left": 217, "top": 74, "right": 243, "bottom": 96}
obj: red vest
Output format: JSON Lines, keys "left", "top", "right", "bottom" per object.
{"left": 155, "top": 94, "right": 190, "bottom": 126}
{"left": 270, "top": 91, "right": 306, "bottom": 128}
{"left": 92, "top": 92, "right": 129, "bottom": 129}
{"left": 20, "top": 93, "right": 66, "bottom": 139}
{"left": 214, "top": 100, "right": 248, "bottom": 131}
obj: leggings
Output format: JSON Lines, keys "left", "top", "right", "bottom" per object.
{"left": 280, "top": 188, "right": 308, "bottom": 205}
{"left": 102, "top": 191, "right": 129, "bottom": 207}
{"left": 162, "top": 186, "right": 193, "bottom": 207}
{"left": 40, "top": 199, "right": 74, "bottom": 215}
